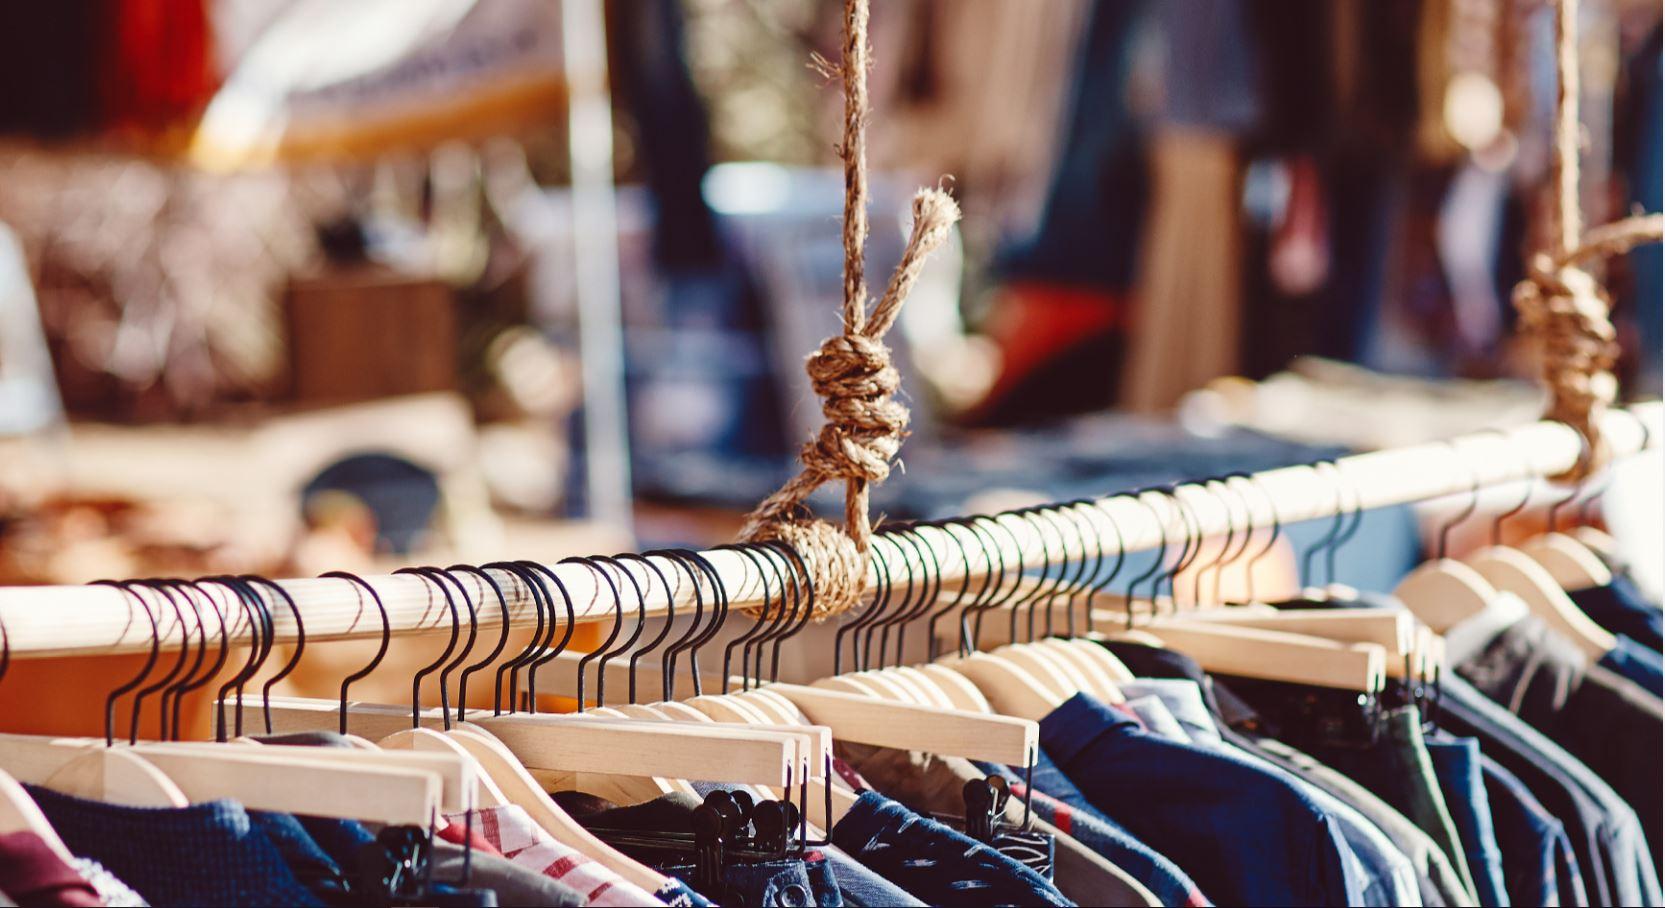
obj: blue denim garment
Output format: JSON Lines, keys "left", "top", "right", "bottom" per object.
{"left": 1570, "top": 575, "right": 1663, "bottom": 650}
{"left": 1599, "top": 635, "right": 1665, "bottom": 696}
{"left": 659, "top": 855, "right": 836, "bottom": 907}
{"left": 1424, "top": 733, "right": 1509, "bottom": 907}
{"left": 820, "top": 844, "right": 926, "bottom": 907}
{"left": 831, "top": 791, "right": 1073, "bottom": 907}
{"left": 1040, "top": 692, "right": 1360, "bottom": 906}
{"left": 25, "top": 783, "right": 323, "bottom": 906}
{"left": 978, "top": 751, "right": 1210, "bottom": 908}
{"left": 1438, "top": 674, "right": 1662, "bottom": 907}
{"left": 1479, "top": 752, "right": 1588, "bottom": 908}
{"left": 249, "top": 811, "right": 355, "bottom": 905}
{"left": 1123, "top": 678, "right": 1423, "bottom": 908}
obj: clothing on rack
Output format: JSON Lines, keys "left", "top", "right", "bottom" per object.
{"left": 1571, "top": 576, "right": 1664, "bottom": 652}
{"left": 831, "top": 742, "right": 1150, "bottom": 906}
{"left": 1454, "top": 616, "right": 1665, "bottom": 862}
{"left": 1040, "top": 690, "right": 1361, "bottom": 906}
{"left": 0, "top": 832, "right": 106, "bottom": 908}
{"left": 0, "top": 411, "right": 1659, "bottom": 908}
{"left": 830, "top": 791, "right": 1073, "bottom": 908}
{"left": 23, "top": 785, "right": 323, "bottom": 908}
{"left": 440, "top": 806, "right": 657, "bottom": 908}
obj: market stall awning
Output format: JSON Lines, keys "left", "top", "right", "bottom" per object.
{"left": 188, "top": 0, "right": 565, "bottom": 170}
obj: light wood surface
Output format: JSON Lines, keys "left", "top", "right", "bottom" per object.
{"left": 258, "top": 696, "right": 797, "bottom": 785}
{"left": 0, "top": 404, "right": 1655, "bottom": 658}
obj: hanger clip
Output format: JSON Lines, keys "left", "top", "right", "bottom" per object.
{"left": 962, "top": 776, "right": 1003, "bottom": 843}
{"left": 354, "top": 826, "right": 435, "bottom": 907}
{"left": 692, "top": 801, "right": 727, "bottom": 895}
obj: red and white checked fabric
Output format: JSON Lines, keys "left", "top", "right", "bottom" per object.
{"left": 443, "top": 805, "right": 665, "bottom": 907}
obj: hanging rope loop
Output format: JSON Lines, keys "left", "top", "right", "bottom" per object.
{"left": 739, "top": 0, "right": 960, "bottom": 619}
{"left": 1513, "top": 0, "right": 1661, "bottom": 482}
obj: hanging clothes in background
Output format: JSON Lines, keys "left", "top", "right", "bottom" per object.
{"left": 101, "top": 0, "right": 217, "bottom": 133}
{"left": 866, "top": 0, "right": 1091, "bottom": 242}
{"left": 0, "top": 2, "right": 103, "bottom": 138}
{"left": 1119, "top": 0, "right": 1263, "bottom": 413}
{"left": 964, "top": 0, "right": 1151, "bottom": 425}
{"left": 0, "top": 0, "right": 216, "bottom": 140}
{"left": 1618, "top": 24, "right": 1662, "bottom": 396}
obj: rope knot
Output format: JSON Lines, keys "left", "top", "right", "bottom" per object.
{"left": 802, "top": 333, "right": 908, "bottom": 485}
{"left": 737, "top": 0, "right": 959, "bottom": 621}
{"left": 1514, "top": 256, "right": 1625, "bottom": 482}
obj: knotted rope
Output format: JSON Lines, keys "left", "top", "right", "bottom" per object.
{"left": 1512, "top": 0, "right": 1662, "bottom": 480}
{"left": 739, "top": 0, "right": 960, "bottom": 618}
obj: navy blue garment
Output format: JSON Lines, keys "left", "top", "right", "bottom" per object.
{"left": 1457, "top": 616, "right": 1665, "bottom": 868}
{"left": 831, "top": 791, "right": 1072, "bottom": 907}
{"left": 1571, "top": 576, "right": 1664, "bottom": 650}
{"left": 1039, "top": 692, "right": 1359, "bottom": 906}
{"left": 251, "top": 811, "right": 355, "bottom": 905}
{"left": 1436, "top": 674, "right": 1662, "bottom": 907}
{"left": 1424, "top": 733, "right": 1509, "bottom": 906}
{"left": 25, "top": 783, "right": 323, "bottom": 906}
{"left": 659, "top": 855, "right": 837, "bottom": 908}
{"left": 1479, "top": 751, "right": 1588, "bottom": 908}
{"left": 1600, "top": 634, "right": 1665, "bottom": 696}
{"left": 974, "top": 752, "right": 1211, "bottom": 907}
{"left": 821, "top": 845, "right": 925, "bottom": 908}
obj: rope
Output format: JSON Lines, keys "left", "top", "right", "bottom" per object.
{"left": 1512, "top": 0, "right": 1661, "bottom": 481}
{"left": 739, "top": 0, "right": 960, "bottom": 618}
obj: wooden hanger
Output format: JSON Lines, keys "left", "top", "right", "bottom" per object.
{"left": 1131, "top": 622, "right": 1388, "bottom": 693}
{"left": 0, "top": 769, "right": 74, "bottom": 861}
{"left": 533, "top": 622, "right": 1043, "bottom": 766}
{"left": 1394, "top": 558, "right": 1498, "bottom": 634}
{"left": 618, "top": 696, "right": 856, "bottom": 830}
{"left": 257, "top": 697, "right": 796, "bottom": 787}
{"left": 559, "top": 652, "right": 1041, "bottom": 769}
{"left": 146, "top": 740, "right": 473, "bottom": 813}
{"left": 380, "top": 728, "right": 509, "bottom": 807}
{"left": 941, "top": 601, "right": 1137, "bottom": 701}
{"left": 1464, "top": 546, "right": 1615, "bottom": 659}
{"left": 1568, "top": 526, "right": 1622, "bottom": 568}
{"left": 1180, "top": 608, "right": 1422, "bottom": 678}
{"left": 913, "top": 663, "right": 995, "bottom": 711}
{"left": 439, "top": 724, "right": 673, "bottom": 894}
{"left": 924, "top": 652, "right": 1068, "bottom": 722}
{"left": 29, "top": 744, "right": 187, "bottom": 808}
{"left": 1518, "top": 533, "right": 1611, "bottom": 590}
{"left": 1, "top": 734, "right": 446, "bottom": 825}
{"left": 760, "top": 681, "right": 1039, "bottom": 764}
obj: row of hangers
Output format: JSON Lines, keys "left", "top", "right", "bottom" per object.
{"left": 0, "top": 413, "right": 1641, "bottom": 895}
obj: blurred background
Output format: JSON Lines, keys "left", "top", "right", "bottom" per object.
{"left": 0, "top": 0, "right": 1658, "bottom": 607}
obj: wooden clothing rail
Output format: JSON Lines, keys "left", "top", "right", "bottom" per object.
{"left": 1, "top": 402, "right": 1657, "bottom": 660}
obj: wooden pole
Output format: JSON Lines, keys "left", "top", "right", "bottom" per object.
{"left": 1, "top": 403, "right": 1656, "bottom": 659}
